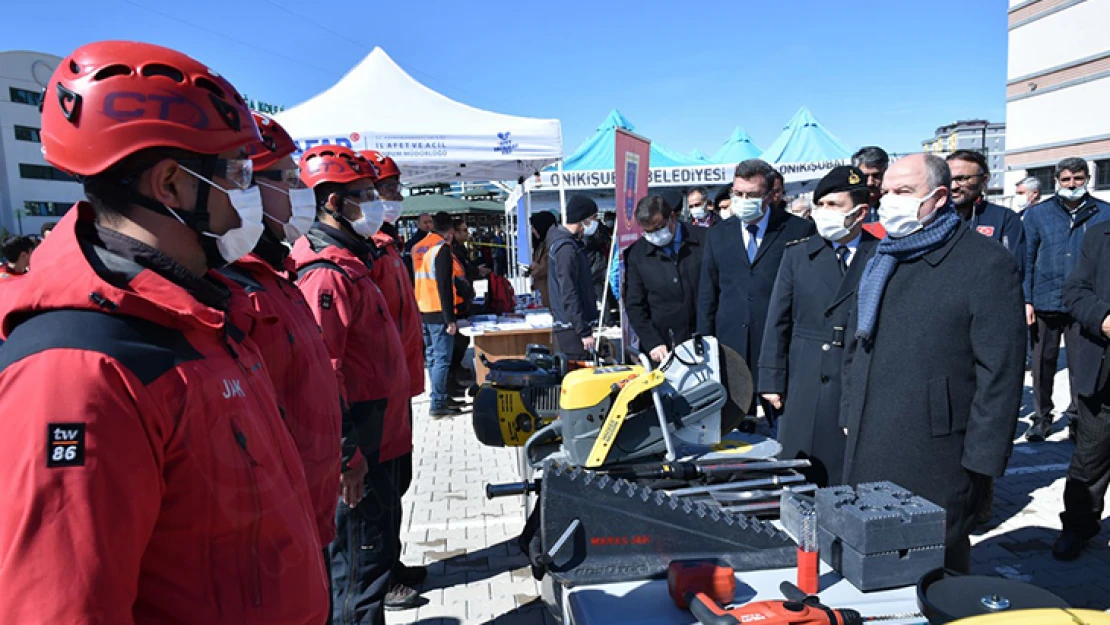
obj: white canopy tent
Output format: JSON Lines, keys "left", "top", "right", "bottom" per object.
{"left": 276, "top": 48, "right": 563, "bottom": 184}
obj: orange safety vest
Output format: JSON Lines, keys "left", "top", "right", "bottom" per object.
{"left": 413, "top": 232, "right": 465, "bottom": 313}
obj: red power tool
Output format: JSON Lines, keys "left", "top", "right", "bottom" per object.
{"left": 669, "top": 562, "right": 914, "bottom": 625}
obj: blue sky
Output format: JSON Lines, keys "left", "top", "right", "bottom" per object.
{"left": 4, "top": 0, "right": 1007, "bottom": 158}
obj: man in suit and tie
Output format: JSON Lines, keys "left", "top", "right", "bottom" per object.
{"left": 758, "top": 166, "right": 878, "bottom": 486}
{"left": 698, "top": 159, "right": 816, "bottom": 421}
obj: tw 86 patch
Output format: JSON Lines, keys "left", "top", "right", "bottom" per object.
{"left": 47, "top": 423, "right": 86, "bottom": 468}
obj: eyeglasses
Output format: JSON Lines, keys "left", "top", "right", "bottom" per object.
{"left": 376, "top": 179, "right": 403, "bottom": 196}
{"left": 177, "top": 158, "right": 254, "bottom": 190}
{"left": 347, "top": 187, "right": 378, "bottom": 202}
{"left": 254, "top": 167, "right": 303, "bottom": 188}
{"left": 730, "top": 191, "right": 765, "bottom": 200}
{"left": 951, "top": 174, "right": 984, "bottom": 186}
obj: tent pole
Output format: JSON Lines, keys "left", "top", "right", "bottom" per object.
{"left": 557, "top": 159, "right": 567, "bottom": 224}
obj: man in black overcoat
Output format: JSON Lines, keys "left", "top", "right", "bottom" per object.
{"left": 1055, "top": 219, "right": 1110, "bottom": 560}
{"left": 840, "top": 154, "right": 1025, "bottom": 573}
{"left": 759, "top": 166, "right": 878, "bottom": 486}
{"left": 698, "top": 159, "right": 816, "bottom": 416}
{"left": 623, "top": 195, "right": 706, "bottom": 363}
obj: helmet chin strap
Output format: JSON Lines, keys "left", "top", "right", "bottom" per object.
{"left": 115, "top": 155, "right": 223, "bottom": 271}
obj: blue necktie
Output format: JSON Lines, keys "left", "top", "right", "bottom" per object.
{"left": 746, "top": 224, "right": 759, "bottom": 262}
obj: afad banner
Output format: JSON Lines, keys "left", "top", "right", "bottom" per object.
{"left": 614, "top": 129, "right": 651, "bottom": 355}
{"left": 614, "top": 129, "right": 651, "bottom": 251}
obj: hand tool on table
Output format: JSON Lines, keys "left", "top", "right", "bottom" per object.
{"left": 668, "top": 560, "right": 922, "bottom": 625}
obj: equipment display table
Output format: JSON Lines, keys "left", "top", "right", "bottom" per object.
{"left": 460, "top": 322, "right": 552, "bottom": 384}
{"left": 556, "top": 563, "right": 923, "bottom": 625}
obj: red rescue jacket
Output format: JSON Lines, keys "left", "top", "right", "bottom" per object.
{"left": 220, "top": 236, "right": 343, "bottom": 547}
{"left": 371, "top": 231, "right": 425, "bottom": 398}
{"left": 0, "top": 204, "right": 328, "bottom": 625}
{"left": 292, "top": 224, "right": 412, "bottom": 464}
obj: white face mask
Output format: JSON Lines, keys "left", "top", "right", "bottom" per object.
{"left": 257, "top": 182, "right": 315, "bottom": 242}
{"left": 378, "top": 200, "right": 404, "bottom": 224}
{"left": 582, "top": 219, "right": 599, "bottom": 236}
{"left": 734, "top": 197, "right": 765, "bottom": 223}
{"left": 1057, "top": 185, "right": 1087, "bottom": 202}
{"left": 1014, "top": 194, "right": 1030, "bottom": 210}
{"left": 689, "top": 204, "right": 707, "bottom": 219}
{"left": 179, "top": 165, "right": 264, "bottom": 264}
{"left": 347, "top": 199, "right": 384, "bottom": 238}
{"left": 719, "top": 206, "right": 732, "bottom": 220}
{"left": 878, "top": 188, "right": 940, "bottom": 238}
{"left": 812, "top": 206, "right": 862, "bottom": 242}
{"left": 644, "top": 222, "right": 675, "bottom": 247}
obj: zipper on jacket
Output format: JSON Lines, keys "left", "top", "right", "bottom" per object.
{"left": 231, "top": 421, "right": 264, "bottom": 608}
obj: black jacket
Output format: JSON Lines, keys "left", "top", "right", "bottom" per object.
{"left": 547, "top": 226, "right": 599, "bottom": 336}
{"left": 583, "top": 223, "right": 612, "bottom": 300}
{"left": 623, "top": 223, "right": 706, "bottom": 352}
{"left": 1062, "top": 220, "right": 1110, "bottom": 397}
{"left": 961, "top": 199, "right": 1025, "bottom": 278}
{"left": 840, "top": 226, "right": 1024, "bottom": 554}
{"left": 697, "top": 210, "right": 816, "bottom": 390}
{"left": 758, "top": 232, "right": 878, "bottom": 486}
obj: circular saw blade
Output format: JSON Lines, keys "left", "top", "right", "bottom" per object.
{"left": 718, "top": 342, "right": 754, "bottom": 434}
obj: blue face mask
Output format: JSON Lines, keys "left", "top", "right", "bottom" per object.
{"left": 734, "top": 198, "right": 765, "bottom": 223}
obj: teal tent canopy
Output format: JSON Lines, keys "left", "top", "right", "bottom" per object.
{"left": 558, "top": 110, "right": 702, "bottom": 171}
{"left": 710, "top": 127, "right": 762, "bottom": 164}
{"left": 758, "top": 107, "right": 851, "bottom": 164}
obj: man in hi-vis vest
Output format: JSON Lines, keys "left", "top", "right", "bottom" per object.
{"left": 414, "top": 212, "right": 467, "bottom": 418}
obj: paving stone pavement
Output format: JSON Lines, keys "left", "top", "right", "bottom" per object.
{"left": 389, "top": 366, "right": 1110, "bottom": 624}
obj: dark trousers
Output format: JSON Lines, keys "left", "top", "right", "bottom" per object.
{"left": 423, "top": 322, "right": 455, "bottom": 410}
{"left": 944, "top": 471, "right": 991, "bottom": 574}
{"left": 1031, "top": 311, "right": 1081, "bottom": 422}
{"left": 1061, "top": 387, "right": 1110, "bottom": 539}
{"left": 386, "top": 450, "right": 413, "bottom": 571}
{"left": 449, "top": 333, "right": 471, "bottom": 392}
{"left": 554, "top": 327, "right": 589, "bottom": 360}
{"left": 330, "top": 462, "right": 398, "bottom": 625}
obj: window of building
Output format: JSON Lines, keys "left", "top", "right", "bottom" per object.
{"left": 1027, "top": 166, "right": 1056, "bottom": 195}
{"left": 9, "top": 87, "right": 42, "bottom": 107}
{"left": 14, "top": 125, "right": 41, "bottom": 142}
{"left": 21, "top": 201, "right": 72, "bottom": 217}
{"left": 18, "top": 163, "right": 75, "bottom": 182}
{"left": 1095, "top": 160, "right": 1110, "bottom": 191}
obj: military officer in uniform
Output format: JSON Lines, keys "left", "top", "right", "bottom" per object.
{"left": 759, "top": 166, "right": 878, "bottom": 486}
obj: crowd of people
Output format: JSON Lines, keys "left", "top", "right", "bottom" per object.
{"left": 1, "top": 38, "right": 1109, "bottom": 625}
{"left": 538, "top": 147, "right": 1110, "bottom": 572}
{"left": 0, "top": 40, "right": 489, "bottom": 625}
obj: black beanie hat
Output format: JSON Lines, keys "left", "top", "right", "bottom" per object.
{"left": 565, "top": 195, "right": 599, "bottom": 224}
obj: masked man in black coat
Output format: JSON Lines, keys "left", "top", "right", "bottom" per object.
{"left": 759, "top": 166, "right": 878, "bottom": 486}
{"left": 698, "top": 159, "right": 816, "bottom": 418}
{"left": 840, "top": 154, "right": 1025, "bottom": 573}
{"left": 623, "top": 195, "right": 705, "bottom": 363}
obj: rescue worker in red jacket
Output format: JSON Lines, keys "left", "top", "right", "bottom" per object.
{"left": 0, "top": 41, "right": 328, "bottom": 625}
{"left": 219, "top": 113, "right": 345, "bottom": 556}
{"left": 359, "top": 150, "right": 427, "bottom": 594}
{"left": 291, "top": 145, "right": 417, "bottom": 621}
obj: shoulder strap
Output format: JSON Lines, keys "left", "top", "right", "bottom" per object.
{"left": 295, "top": 259, "right": 349, "bottom": 282}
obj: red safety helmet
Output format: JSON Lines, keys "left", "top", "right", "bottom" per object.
{"left": 41, "top": 40, "right": 260, "bottom": 177}
{"left": 298, "top": 145, "right": 370, "bottom": 189}
{"left": 354, "top": 153, "right": 378, "bottom": 183}
{"left": 360, "top": 150, "right": 401, "bottom": 181}
{"left": 247, "top": 112, "right": 296, "bottom": 171}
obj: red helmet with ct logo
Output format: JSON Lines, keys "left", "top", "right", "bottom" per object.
{"left": 246, "top": 112, "right": 296, "bottom": 172}
{"left": 359, "top": 150, "right": 401, "bottom": 181}
{"left": 40, "top": 40, "right": 260, "bottom": 177}
{"left": 298, "top": 145, "right": 371, "bottom": 189}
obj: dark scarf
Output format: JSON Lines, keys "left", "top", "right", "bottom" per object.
{"left": 855, "top": 205, "right": 961, "bottom": 341}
